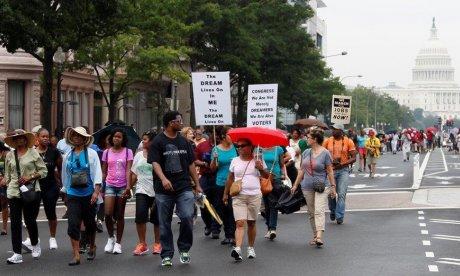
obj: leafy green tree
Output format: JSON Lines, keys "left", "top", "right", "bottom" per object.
{"left": 0, "top": 0, "right": 130, "bottom": 130}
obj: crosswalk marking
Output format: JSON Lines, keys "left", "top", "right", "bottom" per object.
{"left": 418, "top": 216, "right": 425, "bottom": 220}
{"left": 428, "top": 265, "right": 439, "bottom": 272}
{"left": 426, "top": 252, "right": 435, "bottom": 258}
{"left": 433, "top": 234, "right": 460, "bottom": 242}
{"left": 418, "top": 211, "right": 425, "bottom": 214}
{"left": 421, "top": 230, "right": 429, "bottom": 235}
{"left": 422, "top": 240, "right": 431, "bottom": 246}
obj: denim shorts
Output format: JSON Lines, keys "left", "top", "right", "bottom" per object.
{"left": 105, "top": 185, "right": 126, "bottom": 197}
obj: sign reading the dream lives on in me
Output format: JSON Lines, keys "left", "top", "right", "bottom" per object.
{"left": 246, "top": 84, "right": 278, "bottom": 129}
{"left": 331, "top": 94, "right": 352, "bottom": 124}
{"left": 192, "top": 72, "right": 232, "bottom": 126}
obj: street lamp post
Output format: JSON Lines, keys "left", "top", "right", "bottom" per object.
{"left": 53, "top": 47, "right": 66, "bottom": 138}
{"left": 294, "top": 103, "right": 299, "bottom": 121}
{"left": 323, "top": 51, "right": 348, "bottom": 58}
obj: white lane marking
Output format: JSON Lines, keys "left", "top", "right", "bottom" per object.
{"left": 349, "top": 184, "right": 376, "bottom": 189}
{"left": 439, "top": 258, "right": 460, "bottom": 262}
{"left": 430, "top": 219, "right": 460, "bottom": 225}
{"left": 421, "top": 230, "right": 429, "bottom": 235}
{"left": 418, "top": 211, "right": 425, "bottom": 214}
{"left": 434, "top": 234, "right": 460, "bottom": 239}
{"left": 419, "top": 223, "right": 427, "bottom": 227}
{"left": 419, "top": 216, "right": 425, "bottom": 220}
{"left": 428, "top": 265, "right": 439, "bottom": 272}
{"left": 436, "top": 261, "right": 460, "bottom": 266}
{"left": 433, "top": 236, "right": 460, "bottom": 242}
{"left": 422, "top": 240, "right": 431, "bottom": 246}
{"left": 424, "top": 150, "right": 448, "bottom": 177}
{"left": 426, "top": 252, "right": 435, "bottom": 258}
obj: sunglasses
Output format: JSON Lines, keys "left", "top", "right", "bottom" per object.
{"left": 236, "top": 144, "right": 250, "bottom": 149}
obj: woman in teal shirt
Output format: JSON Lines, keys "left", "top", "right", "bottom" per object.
{"left": 210, "top": 126, "right": 237, "bottom": 246}
{"left": 261, "top": 146, "right": 285, "bottom": 240}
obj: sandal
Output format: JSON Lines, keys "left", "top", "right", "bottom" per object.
{"left": 309, "top": 237, "right": 317, "bottom": 246}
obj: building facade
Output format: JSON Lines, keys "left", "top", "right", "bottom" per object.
{"left": 379, "top": 19, "right": 460, "bottom": 120}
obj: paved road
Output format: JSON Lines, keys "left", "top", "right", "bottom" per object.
{"left": 422, "top": 148, "right": 460, "bottom": 188}
{"left": 348, "top": 150, "right": 418, "bottom": 192}
{"left": 1, "top": 209, "right": 459, "bottom": 275}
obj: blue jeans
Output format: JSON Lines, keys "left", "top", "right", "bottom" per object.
{"left": 156, "top": 189, "right": 195, "bottom": 259}
{"left": 328, "top": 168, "right": 349, "bottom": 220}
{"left": 263, "top": 179, "right": 283, "bottom": 231}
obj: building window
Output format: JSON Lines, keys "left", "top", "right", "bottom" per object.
{"left": 316, "top": 33, "right": 323, "bottom": 50}
{"left": 8, "top": 80, "right": 25, "bottom": 130}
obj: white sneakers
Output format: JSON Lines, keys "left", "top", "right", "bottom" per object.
{"left": 6, "top": 253, "right": 23, "bottom": 264}
{"left": 247, "top": 247, "right": 256, "bottom": 259}
{"left": 104, "top": 237, "right": 115, "bottom": 253}
{"left": 31, "top": 241, "right": 41, "bottom": 259}
{"left": 49, "top": 238, "right": 58, "bottom": 250}
{"left": 113, "top": 243, "right": 122, "bottom": 254}
{"left": 22, "top": 238, "right": 33, "bottom": 253}
{"left": 104, "top": 237, "right": 122, "bottom": 254}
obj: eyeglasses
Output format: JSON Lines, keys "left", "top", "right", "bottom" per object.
{"left": 236, "top": 144, "right": 249, "bottom": 149}
{"left": 170, "top": 119, "right": 183, "bottom": 125}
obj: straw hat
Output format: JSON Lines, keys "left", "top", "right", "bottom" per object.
{"left": 4, "top": 129, "right": 36, "bottom": 149}
{"left": 65, "top": 126, "right": 94, "bottom": 147}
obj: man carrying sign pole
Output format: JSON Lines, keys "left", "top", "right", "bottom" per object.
{"left": 191, "top": 72, "right": 232, "bottom": 242}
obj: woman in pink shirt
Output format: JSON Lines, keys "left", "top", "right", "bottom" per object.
{"left": 101, "top": 129, "right": 133, "bottom": 254}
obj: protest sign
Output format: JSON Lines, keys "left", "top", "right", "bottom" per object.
{"left": 331, "top": 95, "right": 352, "bottom": 124}
{"left": 247, "top": 84, "right": 278, "bottom": 129}
{"left": 192, "top": 72, "right": 232, "bottom": 125}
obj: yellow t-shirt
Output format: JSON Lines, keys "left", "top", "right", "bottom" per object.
{"left": 365, "top": 137, "right": 381, "bottom": 157}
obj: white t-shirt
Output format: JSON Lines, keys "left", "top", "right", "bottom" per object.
{"left": 131, "top": 151, "right": 155, "bottom": 197}
{"left": 229, "top": 157, "right": 267, "bottom": 196}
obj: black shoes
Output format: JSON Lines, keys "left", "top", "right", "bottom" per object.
{"left": 68, "top": 259, "right": 81, "bottom": 266}
{"left": 330, "top": 213, "right": 336, "bottom": 221}
{"left": 336, "top": 218, "right": 344, "bottom": 225}
{"left": 204, "top": 228, "right": 211, "bottom": 236}
{"left": 87, "top": 248, "right": 96, "bottom": 261}
{"left": 211, "top": 232, "right": 220, "bottom": 239}
{"left": 221, "top": 238, "right": 235, "bottom": 245}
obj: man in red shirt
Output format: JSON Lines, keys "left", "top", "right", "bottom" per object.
{"left": 194, "top": 130, "right": 219, "bottom": 239}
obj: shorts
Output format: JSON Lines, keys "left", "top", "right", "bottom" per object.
{"left": 367, "top": 156, "right": 378, "bottom": 164}
{"left": 135, "top": 193, "right": 159, "bottom": 225}
{"left": 358, "top": 148, "right": 367, "bottom": 157}
{"left": 232, "top": 194, "right": 262, "bottom": 221}
{"left": 105, "top": 185, "right": 126, "bottom": 197}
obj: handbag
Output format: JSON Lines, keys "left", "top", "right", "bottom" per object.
{"left": 275, "top": 185, "right": 306, "bottom": 214}
{"left": 260, "top": 150, "right": 277, "bottom": 195}
{"left": 70, "top": 149, "right": 91, "bottom": 188}
{"left": 14, "top": 150, "right": 39, "bottom": 203}
{"left": 309, "top": 150, "right": 327, "bottom": 193}
{"left": 229, "top": 160, "right": 251, "bottom": 197}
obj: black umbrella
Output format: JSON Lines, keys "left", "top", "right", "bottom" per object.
{"left": 93, "top": 123, "right": 141, "bottom": 152}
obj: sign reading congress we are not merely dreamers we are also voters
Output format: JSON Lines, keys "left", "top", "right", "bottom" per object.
{"left": 246, "top": 84, "right": 278, "bottom": 129}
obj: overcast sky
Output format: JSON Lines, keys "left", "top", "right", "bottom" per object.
{"left": 318, "top": 0, "right": 460, "bottom": 88}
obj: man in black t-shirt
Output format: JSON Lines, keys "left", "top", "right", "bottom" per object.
{"left": 147, "top": 111, "right": 202, "bottom": 267}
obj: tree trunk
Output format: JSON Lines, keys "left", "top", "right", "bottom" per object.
{"left": 108, "top": 77, "right": 117, "bottom": 123}
{"left": 41, "top": 47, "right": 55, "bottom": 130}
{"left": 156, "top": 85, "right": 162, "bottom": 131}
{"left": 236, "top": 79, "right": 245, "bottom": 126}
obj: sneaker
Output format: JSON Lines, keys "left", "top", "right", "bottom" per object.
{"left": 211, "top": 232, "right": 220, "bottom": 239}
{"left": 113, "top": 243, "right": 122, "bottom": 254}
{"left": 269, "top": 230, "right": 277, "bottom": 240}
{"left": 49, "top": 237, "right": 58, "bottom": 250}
{"left": 179, "top": 252, "right": 191, "bottom": 264}
{"left": 337, "top": 218, "right": 344, "bottom": 225}
{"left": 221, "top": 238, "right": 231, "bottom": 245}
{"left": 161, "top": 257, "right": 172, "bottom": 267}
{"left": 133, "top": 243, "right": 148, "bottom": 256}
{"left": 104, "top": 237, "right": 115, "bottom": 253}
{"left": 264, "top": 231, "right": 271, "bottom": 239}
{"left": 152, "top": 243, "right": 162, "bottom": 255}
{"left": 21, "top": 238, "right": 33, "bottom": 253}
{"left": 204, "top": 228, "right": 211, "bottom": 236}
{"left": 231, "top": 247, "right": 243, "bottom": 261}
{"left": 247, "top": 247, "right": 256, "bottom": 259}
{"left": 31, "top": 241, "right": 41, "bottom": 259}
{"left": 6, "top": 253, "right": 23, "bottom": 264}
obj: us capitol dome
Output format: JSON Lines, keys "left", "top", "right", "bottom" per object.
{"left": 379, "top": 18, "right": 460, "bottom": 120}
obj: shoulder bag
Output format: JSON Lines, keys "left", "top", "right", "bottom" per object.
{"left": 15, "top": 150, "right": 39, "bottom": 203}
{"left": 309, "top": 150, "right": 327, "bottom": 193}
{"left": 229, "top": 160, "right": 251, "bottom": 197}
{"left": 70, "top": 149, "right": 91, "bottom": 188}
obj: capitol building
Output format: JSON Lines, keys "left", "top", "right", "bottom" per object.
{"left": 379, "top": 19, "right": 460, "bottom": 120}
